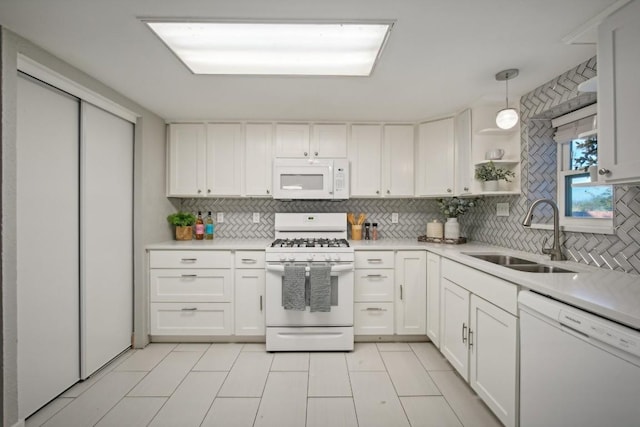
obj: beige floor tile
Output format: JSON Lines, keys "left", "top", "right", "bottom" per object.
{"left": 381, "top": 351, "right": 441, "bottom": 396}
{"left": 25, "top": 398, "right": 73, "bottom": 427}
{"left": 306, "top": 397, "right": 358, "bottom": 427}
{"left": 62, "top": 350, "right": 134, "bottom": 398}
{"left": 350, "top": 371, "right": 410, "bottom": 427}
{"left": 401, "top": 396, "right": 463, "bottom": 427}
{"left": 376, "top": 342, "right": 412, "bottom": 351}
{"left": 128, "top": 351, "right": 201, "bottom": 397}
{"left": 174, "top": 343, "right": 211, "bottom": 352}
{"left": 42, "top": 371, "right": 146, "bottom": 427}
{"left": 218, "top": 352, "right": 273, "bottom": 397}
{"left": 95, "top": 397, "right": 166, "bottom": 427}
{"left": 242, "top": 343, "right": 266, "bottom": 352}
{"left": 271, "top": 352, "right": 310, "bottom": 371}
{"left": 114, "top": 343, "right": 176, "bottom": 372}
{"left": 193, "top": 343, "right": 243, "bottom": 371}
{"left": 201, "top": 398, "right": 260, "bottom": 427}
{"left": 410, "top": 342, "right": 453, "bottom": 371}
{"left": 254, "top": 372, "right": 308, "bottom": 427}
{"left": 430, "top": 371, "right": 502, "bottom": 427}
{"left": 346, "top": 343, "right": 386, "bottom": 371}
{"left": 308, "top": 353, "right": 352, "bottom": 397}
{"left": 148, "top": 372, "right": 227, "bottom": 427}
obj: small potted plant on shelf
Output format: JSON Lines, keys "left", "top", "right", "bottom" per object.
{"left": 167, "top": 211, "right": 196, "bottom": 241}
{"left": 437, "top": 197, "right": 477, "bottom": 240}
{"left": 475, "top": 161, "right": 516, "bottom": 192}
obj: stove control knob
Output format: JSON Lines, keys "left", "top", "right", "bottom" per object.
{"left": 334, "top": 255, "right": 341, "bottom": 262}
{"left": 324, "top": 254, "right": 332, "bottom": 261}
{"left": 279, "top": 255, "right": 286, "bottom": 262}
{"left": 307, "top": 255, "right": 314, "bottom": 261}
{"left": 287, "top": 257, "right": 295, "bottom": 262}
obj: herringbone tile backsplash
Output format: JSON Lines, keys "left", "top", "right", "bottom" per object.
{"left": 180, "top": 56, "right": 640, "bottom": 275}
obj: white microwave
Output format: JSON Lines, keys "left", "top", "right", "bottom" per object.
{"left": 272, "top": 158, "right": 349, "bottom": 200}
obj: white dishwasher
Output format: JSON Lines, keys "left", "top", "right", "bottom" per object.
{"left": 518, "top": 290, "right": 640, "bottom": 427}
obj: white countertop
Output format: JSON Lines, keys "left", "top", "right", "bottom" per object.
{"left": 147, "top": 238, "right": 640, "bottom": 330}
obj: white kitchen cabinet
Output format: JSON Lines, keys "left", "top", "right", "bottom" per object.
{"left": 150, "top": 303, "right": 233, "bottom": 336}
{"left": 167, "top": 123, "right": 207, "bottom": 196}
{"left": 348, "top": 124, "right": 383, "bottom": 197}
{"left": 206, "top": 123, "right": 243, "bottom": 196}
{"left": 312, "top": 123, "right": 348, "bottom": 158}
{"left": 395, "top": 251, "right": 427, "bottom": 335}
{"left": 354, "top": 251, "right": 395, "bottom": 335}
{"left": 275, "top": 123, "right": 347, "bottom": 158}
{"left": 274, "top": 123, "right": 311, "bottom": 157}
{"left": 454, "top": 109, "right": 472, "bottom": 194}
{"left": 383, "top": 125, "right": 415, "bottom": 196}
{"left": 244, "top": 123, "right": 273, "bottom": 197}
{"left": 597, "top": 0, "right": 640, "bottom": 184}
{"left": 440, "top": 278, "right": 470, "bottom": 378}
{"left": 426, "top": 252, "right": 441, "bottom": 347}
{"left": 234, "top": 251, "right": 266, "bottom": 336}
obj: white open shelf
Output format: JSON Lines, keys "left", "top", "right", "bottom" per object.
{"left": 474, "top": 159, "right": 520, "bottom": 167}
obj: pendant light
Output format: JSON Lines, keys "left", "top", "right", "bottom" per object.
{"left": 495, "top": 68, "right": 519, "bottom": 130}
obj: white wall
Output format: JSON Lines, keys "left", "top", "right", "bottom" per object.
{"left": 1, "top": 27, "right": 173, "bottom": 427}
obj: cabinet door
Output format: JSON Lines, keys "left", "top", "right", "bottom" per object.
{"left": 206, "top": 123, "right": 242, "bottom": 196}
{"left": 426, "top": 252, "right": 441, "bottom": 347}
{"left": 245, "top": 123, "right": 273, "bottom": 197}
{"left": 598, "top": 0, "right": 640, "bottom": 184}
{"left": 469, "top": 295, "right": 517, "bottom": 427}
{"left": 354, "top": 303, "right": 394, "bottom": 335}
{"left": 235, "top": 269, "right": 266, "bottom": 336}
{"left": 275, "top": 123, "right": 310, "bottom": 157}
{"left": 440, "top": 278, "right": 470, "bottom": 380}
{"left": 454, "top": 109, "right": 472, "bottom": 194}
{"left": 395, "top": 251, "right": 427, "bottom": 335}
{"left": 150, "top": 302, "right": 233, "bottom": 336}
{"left": 349, "top": 124, "right": 382, "bottom": 197}
{"left": 416, "top": 118, "right": 454, "bottom": 196}
{"left": 312, "top": 124, "right": 347, "bottom": 158}
{"left": 383, "top": 125, "right": 415, "bottom": 196}
{"left": 168, "top": 123, "right": 206, "bottom": 196}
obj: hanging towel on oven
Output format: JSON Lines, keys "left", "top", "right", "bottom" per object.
{"left": 310, "top": 264, "right": 332, "bottom": 312}
{"left": 283, "top": 264, "right": 306, "bottom": 310}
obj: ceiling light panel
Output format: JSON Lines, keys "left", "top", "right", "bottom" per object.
{"left": 145, "top": 21, "right": 392, "bottom": 76}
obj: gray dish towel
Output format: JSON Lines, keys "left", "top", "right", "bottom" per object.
{"left": 283, "top": 264, "right": 306, "bottom": 310}
{"left": 310, "top": 264, "right": 332, "bottom": 312}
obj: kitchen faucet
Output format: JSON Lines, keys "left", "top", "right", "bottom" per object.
{"left": 522, "top": 198, "right": 566, "bottom": 261}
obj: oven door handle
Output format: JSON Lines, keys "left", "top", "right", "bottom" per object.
{"left": 265, "top": 264, "right": 353, "bottom": 275}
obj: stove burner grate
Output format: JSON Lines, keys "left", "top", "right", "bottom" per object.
{"left": 270, "top": 238, "right": 350, "bottom": 248}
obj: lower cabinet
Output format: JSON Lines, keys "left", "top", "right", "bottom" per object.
{"left": 440, "top": 259, "right": 518, "bottom": 427}
{"left": 395, "top": 251, "right": 427, "bottom": 335}
{"left": 426, "top": 252, "right": 441, "bottom": 347}
{"left": 150, "top": 303, "right": 233, "bottom": 335}
{"left": 234, "top": 251, "right": 266, "bottom": 336}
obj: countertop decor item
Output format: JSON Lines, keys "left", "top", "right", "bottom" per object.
{"left": 426, "top": 219, "right": 444, "bottom": 239}
{"left": 347, "top": 212, "right": 366, "bottom": 240}
{"left": 418, "top": 235, "right": 467, "bottom": 244}
{"left": 475, "top": 161, "right": 516, "bottom": 191}
{"left": 167, "top": 211, "right": 196, "bottom": 240}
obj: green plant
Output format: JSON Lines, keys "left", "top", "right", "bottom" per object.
{"left": 167, "top": 211, "right": 196, "bottom": 227}
{"left": 438, "top": 197, "right": 477, "bottom": 218}
{"left": 474, "top": 161, "right": 516, "bottom": 182}
{"left": 573, "top": 137, "right": 598, "bottom": 171}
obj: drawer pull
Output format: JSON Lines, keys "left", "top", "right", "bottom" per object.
{"left": 181, "top": 274, "right": 197, "bottom": 278}
{"left": 362, "top": 307, "right": 387, "bottom": 311}
{"left": 400, "top": 284, "right": 403, "bottom": 300}
{"left": 469, "top": 329, "right": 474, "bottom": 349}
{"left": 242, "top": 275, "right": 259, "bottom": 279}
{"left": 241, "top": 258, "right": 257, "bottom": 263}
{"left": 259, "top": 295, "right": 263, "bottom": 311}
{"left": 367, "top": 258, "right": 383, "bottom": 263}
{"left": 181, "top": 258, "right": 198, "bottom": 262}
{"left": 364, "top": 274, "right": 385, "bottom": 278}
{"left": 181, "top": 307, "right": 198, "bottom": 311}
{"left": 462, "top": 323, "right": 467, "bottom": 343}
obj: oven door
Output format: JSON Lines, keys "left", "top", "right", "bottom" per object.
{"left": 265, "top": 262, "right": 354, "bottom": 326}
{"left": 272, "top": 159, "right": 334, "bottom": 200}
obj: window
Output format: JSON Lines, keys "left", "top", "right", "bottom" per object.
{"left": 553, "top": 104, "right": 614, "bottom": 234}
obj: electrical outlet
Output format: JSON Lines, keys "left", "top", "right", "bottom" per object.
{"left": 496, "top": 202, "right": 510, "bottom": 217}
{"left": 217, "top": 212, "right": 224, "bottom": 223}
{"left": 391, "top": 212, "right": 399, "bottom": 223}
{"left": 252, "top": 212, "right": 260, "bottom": 223}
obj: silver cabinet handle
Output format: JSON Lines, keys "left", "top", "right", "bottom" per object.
{"left": 364, "top": 274, "right": 384, "bottom": 278}
{"left": 469, "top": 329, "right": 474, "bottom": 349}
{"left": 304, "top": 151, "right": 308, "bottom": 156}
{"left": 386, "top": 189, "right": 391, "bottom": 194}
{"left": 197, "top": 189, "right": 202, "bottom": 194}
{"left": 462, "top": 323, "right": 467, "bottom": 343}
{"left": 260, "top": 295, "right": 263, "bottom": 311}
{"left": 181, "top": 274, "right": 197, "bottom": 278}
{"left": 376, "top": 190, "right": 380, "bottom": 194}
{"left": 367, "top": 258, "right": 383, "bottom": 263}
{"left": 447, "top": 188, "right": 452, "bottom": 193}
{"left": 464, "top": 186, "right": 469, "bottom": 191}
{"left": 181, "top": 307, "right": 197, "bottom": 311}
{"left": 314, "top": 151, "right": 319, "bottom": 156}
{"left": 362, "top": 307, "right": 387, "bottom": 311}
{"left": 266, "top": 189, "right": 270, "bottom": 194}
{"left": 241, "top": 275, "right": 259, "bottom": 279}
{"left": 400, "top": 284, "right": 403, "bottom": 300}
{"left": 241, "top": 258, "right": 257, "bottom": 263}
{"left": 207, "top": 189, "right": 211, "bottom": 194}
{"left": 181, "top": 258, "right": 197, "bottom": 262}
{"left": 598, "top": 168, "right": 611, "bottom": 176}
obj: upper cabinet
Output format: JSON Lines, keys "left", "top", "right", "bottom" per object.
{"left": 244, "top": 124, "right": 273, "bottom": 197}
{"left": 349, "top": 124, "right": 383, "bottom": 197}
{"left": 597, "top": 0, "right": 640, "bottom": 184}
{"left": 206, "top": 123, "right": 243, "bottom": 196}
{"left": 275, "top": 123, "right": 347, "bottom": 158}
{"left": 382, "top": 125, "right": 415, "bottom": 197}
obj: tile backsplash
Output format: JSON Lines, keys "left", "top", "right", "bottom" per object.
{"left": 179, "top": 56, "right": 640, "bottom": 275}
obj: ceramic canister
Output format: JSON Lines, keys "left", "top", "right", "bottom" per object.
{"left": 426, "top": 219, "right": 444, "bottom": 238}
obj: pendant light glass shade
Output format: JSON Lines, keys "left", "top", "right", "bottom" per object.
{"left": 496, "top": 108, "right": 519, "bottom": 129}
{"left": 495, "top": 68, "right": 519, "bottom": 130}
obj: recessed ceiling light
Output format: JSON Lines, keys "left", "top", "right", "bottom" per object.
{"left": 143, "top": 20, "right": 393, "bottom": 76}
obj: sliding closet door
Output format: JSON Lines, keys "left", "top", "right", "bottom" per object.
{"left": 17, "top": 75, "right": 80, "bottom": 419}
{"left": 80, "top": 102, "right": 134, "bottom": 378}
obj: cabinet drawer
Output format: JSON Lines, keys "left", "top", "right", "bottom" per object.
{"left": 234, "top": 251, "right": 266, "bottom": 269}
{"left": 441, "top": 259, "right": 518, "bottom": 315}
{"left": 354, "top": 302, "right": 394, "bottom": 335}
{"left": 149, "top": 250, "right": 232, "bottom": 269}
{"left": 354, "top": 269, "right": 394, "bottom": 302}
{"left": 149, "top": 269, "right": 232, "bottom": 302}
{"left": 355, "top": 251, "right": 394, "bottom": 269}
{"left": 149, "top": 302, "right": 232, "bottom": 336}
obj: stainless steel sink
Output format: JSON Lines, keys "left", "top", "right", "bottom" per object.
{"left": 505, "top": 264, "right": 577, "bottom": 273}
{"left": 463, "top": 253, "right": 537, "bottom": 266}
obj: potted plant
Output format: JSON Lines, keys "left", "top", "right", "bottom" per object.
{"left": 475, "top": 161, "right": 516, "bottom": 191}
{"left": 437, "top": 197, "right": 477, "bottom": 240}
{"left": 167, "top": 211, "right": 196, "bottom": 241}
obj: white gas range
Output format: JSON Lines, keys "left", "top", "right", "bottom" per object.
{"left": 265, "top": 213, "right": 354, "bottom": 351}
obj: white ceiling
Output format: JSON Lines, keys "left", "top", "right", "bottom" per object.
{"left": 0, "top": 0, "right": 616, "bottom": 122}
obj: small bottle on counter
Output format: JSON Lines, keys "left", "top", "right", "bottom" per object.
{"left": 364, "top": 222, "right": 371, "bottom": 240}
{"left": 205, "top": 211, "right": 214, "bottom": 240}
{"left": 195, "top": 211, "right": 204, "bottom": 240}
{"left": 372, "top": 223, "right": 378, "bottom": 240}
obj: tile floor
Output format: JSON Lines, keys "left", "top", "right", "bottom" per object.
{"left": 26, "top": 342, "right": 502, "bottom": 427}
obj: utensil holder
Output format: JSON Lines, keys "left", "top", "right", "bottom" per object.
{"left": 351, "top": 225, "right": 363, "bottom": 240}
